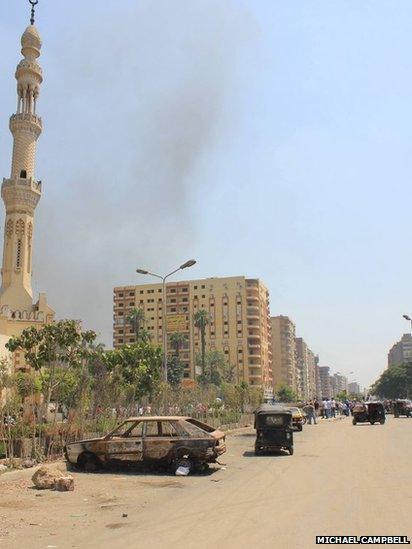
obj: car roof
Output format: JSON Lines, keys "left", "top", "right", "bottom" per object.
{"left": 124, "top": 416, "right": 190, "bottom": 422}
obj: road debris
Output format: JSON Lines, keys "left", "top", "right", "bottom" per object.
{"left": 175, "top": 466, "right": 190, "bottom": 476}
{"left": 32, "top": 467, "right": 65, "bottom": 490}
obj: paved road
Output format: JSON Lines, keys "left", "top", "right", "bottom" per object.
{"left": 1, "top": 415, "right": 411, "bottom": 548}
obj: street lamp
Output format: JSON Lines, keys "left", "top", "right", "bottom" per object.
{"left": 136, "top": 260, "right": 197, "bottom": 382}
{"left": 402, "top": 314, "right": 412, "bottom": 333}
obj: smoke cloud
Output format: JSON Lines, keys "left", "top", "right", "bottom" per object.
{"left": 31, "top": 0, "right": 258, "bottom": 345}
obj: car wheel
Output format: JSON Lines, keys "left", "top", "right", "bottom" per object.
{"left": 288, "top": 447, "right": 294, "bottom": 456}
{"left": 380, "top": 420, "right": 385, "bottom": 425}
{"left": 352, "top": 419, "right": 357, "bottom": 425}
{"left": 298, "top": 424, "right": 303, "bottom": 432}
{"left": 78, "top": 452, "right": 100, "bottom": 473}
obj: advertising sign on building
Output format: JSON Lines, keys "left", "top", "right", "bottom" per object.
{"left": 166, "top": 314, "right": 187, "bottom": 332}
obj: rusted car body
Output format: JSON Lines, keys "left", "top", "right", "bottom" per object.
{"left": 65, "top": 416, "right": 226, "bottom": 473}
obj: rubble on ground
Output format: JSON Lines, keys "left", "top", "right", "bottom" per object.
{"left": 32, "top": 466, "right": 74, "bottom": 491}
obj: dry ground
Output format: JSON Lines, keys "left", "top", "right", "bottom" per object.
{"left": 0, "top": 415, "right": 411, "bottom": 549}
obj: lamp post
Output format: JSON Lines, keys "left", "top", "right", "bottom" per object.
{"left": 402, "top": 314, "right": 412, "bottom": 333}
{"left": 136, "top": 260, "right": 197, "bottom": 382}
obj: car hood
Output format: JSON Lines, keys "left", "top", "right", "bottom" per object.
{"left": 66, "top": 437, "right": 104, "bottom": 447}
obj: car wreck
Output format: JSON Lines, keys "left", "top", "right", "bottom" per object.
{"left": 65, "top": 416, "right": 226, "bottom": 474}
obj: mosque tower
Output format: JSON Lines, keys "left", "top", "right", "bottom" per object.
{"left": 0, "top": 1, "right": 53, "bottom": 327}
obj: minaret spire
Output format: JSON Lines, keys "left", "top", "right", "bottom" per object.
{"left": 29, "top": 1, "right": 38, "bottom": 26}
{"left": 0, "top": 11, "right": 43, "bottom": 311}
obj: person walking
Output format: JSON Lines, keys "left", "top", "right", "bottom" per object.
{"left": 325, "top": 398, "right": 332, "bottom": 418}
{"left": 331, "top": 399, "right": 336, "bottom": 418}
{"left": 304, "top": 402, "right": 317, "bottom": 425}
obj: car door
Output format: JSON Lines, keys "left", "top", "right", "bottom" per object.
{"left": 143, "top": 420, "right": 180, "bottom": 461}
{"left": 106, "top": 420, "right": 144, "bottom": 462}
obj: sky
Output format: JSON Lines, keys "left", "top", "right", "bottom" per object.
{"left": 0, "top": 0, "right": 411, "bottom": 388}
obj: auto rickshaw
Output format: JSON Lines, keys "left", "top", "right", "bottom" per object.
{"left": 352, "top": 402, "right": 385, "bottom": 425}
{"left": 254, "top": 405, "right": 294, "bottom": 455}
{"left": 393, "top": 400, "right": 411, "bottom": 418}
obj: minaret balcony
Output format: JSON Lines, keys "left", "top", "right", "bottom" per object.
{"left": 2, "top": 177, "right": 42, "bottom": 193}
{"left": 2, "top": 177, "right": 42, "bottom": 213}
{"left": 9, "top": 113, "right": 42, "bottom": 137}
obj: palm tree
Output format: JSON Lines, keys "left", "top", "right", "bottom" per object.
{"left": 193, "top": 310, "right": 209, "bottom": 375}
{"left": 127, "top": 308, "right": 145, "bottom": 342}
{"left": 169, "top": 332, "right": 186, "bottom": 357}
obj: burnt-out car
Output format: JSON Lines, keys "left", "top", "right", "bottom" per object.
{"left": 65, "top": 416, "right": 226, "bottom": 474}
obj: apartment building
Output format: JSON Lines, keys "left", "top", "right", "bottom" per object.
{"left": 113, "top": 276, "right": 273, "bottom": 388}
{"left": 295, "top": 338, "right": 317, "bottom": 401}
{"left": 318, "top": 366, "right": 332, "bottom": 398}
{"left": 388, "top": 334, "right": 412, "bottom": 368}
{"left": 348, "top": 381, "right": 361, "bottom": 395}
{"left": 331, "top": 373, "right": 348, "bottom": 396}
{"left": 270, "top": 316, "right": 298, "bottom": 394}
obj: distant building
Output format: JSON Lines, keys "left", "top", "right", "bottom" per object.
{"left": 331, "top": 373, "right": 348, "bottom": 396}
{"left": 295, "top": 338, "right": 317, "bottom": 401}
{"left": 314, "top": 355, "right": 322, "bottom": 400}
{"left": 113, "top": 276, "right": 273, "bottom": 388}
{"left": 348, "top": 381, "right": 361, "bottom": 395}
{"left": 388, "top": 334, "right": 412, "bottom": 368}
{"left": 270, "top": 316, "right": 298, "bottom": 395}
{"left": 319, "top": 366, "right": 332, "bottom": 398}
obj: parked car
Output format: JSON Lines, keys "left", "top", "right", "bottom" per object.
{"left": 65, "top": 416, "right": 226, "bottom": 474}
{"left": 288, "top": 406, "right": 305, "bottom": 431}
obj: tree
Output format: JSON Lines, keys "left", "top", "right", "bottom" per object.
{"left": 167, "top": 355, "right": 185, "bottom": 388}
{"left": 276, "top": 383, "right": 297, "bottom": 403}
{"left": 167, "top": 333, "right": 186, "bottom": 388}
{"left": 103, "top": 341, "right": 162, "bottom": 404}
{"left": 6, "top": 320, "right": 97, "bottom": 422}
{"left": 371, "top": 363, "right": 412, "bottom": 399}
{"left": 197, "top": 350, "right": 233, "bottom": 387}
{"left": 127, "top": 308, "right": 146, "bottom": 342}
{"left": 193, "top": 310, "right": 209, "bottom": 375}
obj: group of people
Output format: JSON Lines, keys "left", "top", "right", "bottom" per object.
{"left": 302, "top": 398, "right": 352, "bottom": 425}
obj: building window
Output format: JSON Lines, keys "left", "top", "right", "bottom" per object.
{"left": 119, "top": 293, "right": 124, "bottom": 297}
{"left": 15, "top": 239, "right": 22, "bottom": 269}
{"left": 20, "top": 169, "right": 27, "bottom": 178}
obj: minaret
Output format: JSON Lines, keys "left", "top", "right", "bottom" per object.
{"left": 0, "top": 7, "right": 43, "bottom": 312}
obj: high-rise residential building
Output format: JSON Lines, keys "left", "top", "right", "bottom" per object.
{"left": 296, "top": 338, "right": 317, "bottom": 401}
{"left": 331, "top": 373, "right": 348, "bottom": 396}
{"left": 0, "top": 7, "right": 54, "bottom": 371}
{"left": 348, "top": 381, "right": 361, "bottom": 395}
{"left": 113, "top": 276, "right": 273, "bottom": 388}
{"left": 388, "top": 334, "right": 412, "bottom": 368}
{"left": 318, "top": 366, "right": 332, "bottom": 398}
{"left": 270, "top": 316, "right": 298, "bottom": 394}
{"left": 314, "top": 355, "right": 322, "bottom": 400}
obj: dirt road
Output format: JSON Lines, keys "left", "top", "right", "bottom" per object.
{"left": 1, "top": 415, "right": 411, "bottom": 549}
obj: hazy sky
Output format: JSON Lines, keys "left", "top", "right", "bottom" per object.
{"left": 0, "top": 1, "right": 411, "bottom": 387}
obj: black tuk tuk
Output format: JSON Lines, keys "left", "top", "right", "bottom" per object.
{"left": 393, "top": 400, "right": 411, "bottom": 418}
{"left": 254, "top": 405, "right": 294, "bottom": 455}
{"left": 352, "top": 402, "right": 385, "bottom": 425}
